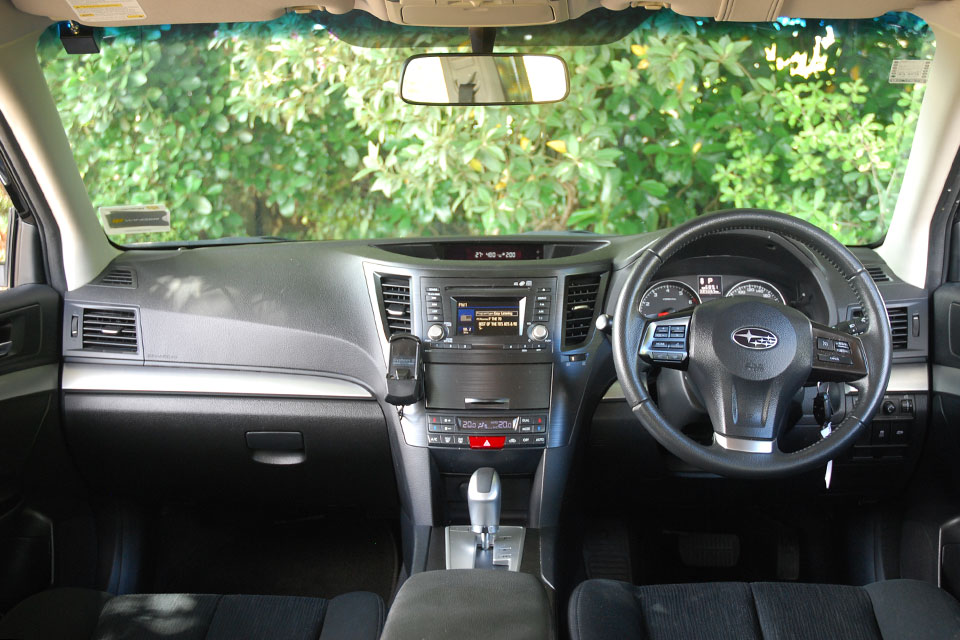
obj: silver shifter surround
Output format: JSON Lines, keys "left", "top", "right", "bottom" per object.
{"left": 445, "top": 525, "right": 525, "bottom": 572}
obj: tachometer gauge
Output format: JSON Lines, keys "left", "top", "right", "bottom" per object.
{"left": 725, "top": 279, "right": 785, "bottom": 304}
{"left": 639, "top": 281, "right": 700, "bottom": 319}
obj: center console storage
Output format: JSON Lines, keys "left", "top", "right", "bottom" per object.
{"left": 381, "top": 570, "right": 553, "bottom": 640}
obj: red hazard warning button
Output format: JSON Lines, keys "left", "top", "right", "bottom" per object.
{"left": 469, "top": 436, "right": 505, "bottom": 450}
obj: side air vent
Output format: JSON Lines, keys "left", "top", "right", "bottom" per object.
{"left": 851, "top": 305, "right": 909, "bottom": 350}
{"left": 564, "top": 275, "right": 601, "bottom": 347}
{"left": 886, "top": 306, "right": 909, "bottom": 350}
{"left": 378, "top": 275, "right": 412, "bottom": 336}
{"left": 82, "top": 308, "right": 139, "bottom": 353}
{"left": 865, "top": 265, "right": 890, "bottom": 283}
{"left": 95, "top": 268, "right": 137, "bottom": 288}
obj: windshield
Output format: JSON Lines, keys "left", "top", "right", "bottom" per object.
{"left": 36, "top": 10, "right": 934, "bottom": 246}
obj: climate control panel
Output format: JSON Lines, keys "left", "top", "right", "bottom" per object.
{"left": 425, "top": 412, "right": 548, "bottom": 449}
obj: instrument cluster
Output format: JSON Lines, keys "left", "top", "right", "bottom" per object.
{"left": 639, "top": 275, "right": 787, "bottom": 319}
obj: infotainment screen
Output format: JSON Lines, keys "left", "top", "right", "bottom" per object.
{"left": 455, "top": 298, "right": 522, "bottom": 336}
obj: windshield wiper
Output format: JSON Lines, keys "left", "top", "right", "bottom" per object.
{"left": 124, "top": 236, "right": 292, "bottom": 249}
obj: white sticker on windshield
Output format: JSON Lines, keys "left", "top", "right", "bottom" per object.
{"left": 100, "top": 205, "right": 171, "bottom": 235}
{"left": 888, "top": 59, "right": 931, "bottom": 84}
{"left": 67, "top": 1, "right": 146, "bottom": 22}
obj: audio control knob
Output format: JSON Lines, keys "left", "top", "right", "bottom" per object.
{"left": 427, "top": 324, "right": 446, "bottom": 342}
{"left": 528, "top": 324, "right": 549, "bottom": 342}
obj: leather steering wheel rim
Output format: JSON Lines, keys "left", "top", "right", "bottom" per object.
{"left": 612, "top": 209, "right": 892, "bottom": 479}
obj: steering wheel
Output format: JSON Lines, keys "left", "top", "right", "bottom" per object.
{"left": 612, "top": 210, "right": 892, "bottom": 478}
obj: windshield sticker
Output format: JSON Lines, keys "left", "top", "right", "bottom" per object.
{"left": 888, "top": 60, "right": 931, "bottom": 84}
{"left": 67, "top": 1, "right": 146, "bottom": 22}
{"left": 100, "top": 205, "right": 170, "bottom": 235}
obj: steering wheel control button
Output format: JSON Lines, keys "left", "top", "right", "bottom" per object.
{"left": 639, "top": 315, "right": 692, "bottom": 368}
{"left": 818, "top": 353, "right": 852, "bottom": 365}
{"left": 817, "top": 337, "right": 834, "bottom": 350}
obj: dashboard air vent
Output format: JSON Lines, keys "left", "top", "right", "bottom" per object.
{"left": 851, "top": 305, "right": 909, "bottom": 350}
{"left": 378, "top": 276, "right": 412, "bottom": 336}
{"left": 865, "top": 265, "right": 890, "bottom": 283}
{"left": 886, "top": 306, "right": 909, "bottom": 350}
{"left": 564, "top": 275, "right": 601, "bottom": 347}
{"left": 96, "top": 268, "right": 136, "bottom": 288}
{"left": 82, "top": 308, "right": 139, "bottom": 353}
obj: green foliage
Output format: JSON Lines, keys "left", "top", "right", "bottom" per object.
{"left": 37, "top": 12, "right": 933, "bottom": 245}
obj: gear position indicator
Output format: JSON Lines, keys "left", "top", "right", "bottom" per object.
{"left": 698, "top": 275, "right": 722, "bottom": 297}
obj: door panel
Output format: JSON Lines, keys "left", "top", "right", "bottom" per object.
{"left": 0, "top": 282, "right": 60, "bottom": 611}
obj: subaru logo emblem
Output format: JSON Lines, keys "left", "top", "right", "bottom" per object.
{"left": 732, "top": 327, "right": 778, "bottom": 350}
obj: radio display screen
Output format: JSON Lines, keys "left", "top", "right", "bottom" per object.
{"left": 455, "top": 298, "right": 522, "bottom": 336}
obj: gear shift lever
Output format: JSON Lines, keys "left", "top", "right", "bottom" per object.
{"left": 467, "top": 467, "right": 501, "bottom": 549}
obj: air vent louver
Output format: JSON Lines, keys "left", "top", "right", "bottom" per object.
{"left": 564, "top": 275, "right": 601, "bottom": 347}
{"left": 378, "top": 276, "right": 411, "bottom": 336}
{"left": 887, "top": 306, "right": 909, "bottom": 350}
{"left": 82, "top": 308, "right": 138, "bottom": 353}
{"left": 851, "top": 305, "right": 909, "bottom": 350}
{"left": 865, "top": 265, "right": 890, "bottom": 283}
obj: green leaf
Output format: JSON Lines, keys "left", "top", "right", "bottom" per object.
{"left": 640, "top": 179, "right": 669, "bottom": 197}
{"left": 189, "top": 195, "right": 213, "bottom": 215}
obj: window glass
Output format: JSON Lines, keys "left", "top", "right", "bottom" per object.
{"left": 0, "top": 188, "right": 10, "bottom": 273}
{"left": 36, "top": 11, "right": 934, "bottom": 246}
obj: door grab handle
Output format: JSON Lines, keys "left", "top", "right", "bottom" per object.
{"left": 0, "top": 341, "right": 11, "bottom": 357}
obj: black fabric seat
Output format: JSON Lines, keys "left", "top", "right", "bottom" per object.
{"left": 0, "top": 588, "right": 384, "bottom": 640}
{"left": 569, "top": 579, "right": 960, "bottom": 640}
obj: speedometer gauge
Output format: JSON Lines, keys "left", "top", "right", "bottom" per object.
{"left": 639, "top": 281, "right": 700, "bottom": 319}
{"left": 725, "top": 279, "right": 785, "bottom": 304}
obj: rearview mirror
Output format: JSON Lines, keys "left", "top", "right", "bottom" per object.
{"left": 400, "top": 54, "right": 569, "bottom": 106}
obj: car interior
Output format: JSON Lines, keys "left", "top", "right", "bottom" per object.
{"left": 1, "top": 0, "right": 960, "bottom": 638}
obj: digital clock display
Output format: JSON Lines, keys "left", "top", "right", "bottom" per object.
{"left": 471, "top": 247, "right": 522, "bottom": 260}
{"left": 443, "top": 244, "right": 542, "bottom": 260}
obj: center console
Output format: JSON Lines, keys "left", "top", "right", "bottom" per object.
{"left": 418, "top": 276, "right": 559, "bottom": 451}
{"left": 366, "top": 257, "right": 611, "bottom": 594}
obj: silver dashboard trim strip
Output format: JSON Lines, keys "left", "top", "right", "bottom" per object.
{"left": 0, "top": 364, "right": 59, "bottom": 403}
{"left": 887, "top": 363, "right": 929, "bottom": 392}
{"left": 62, "top": 363, "right": 373, "bottom": 399}
{"left": 602, "top": 381, "right": 625, "bottom": 401}
{"left": 604, "top": 363, "right": 929, "bottom": 402}
{"left": 847, "top": 363, "right": 929, "bottom": 394}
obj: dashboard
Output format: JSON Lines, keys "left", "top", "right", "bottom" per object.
{"left": 57, "top": 228, "right": 930, "bottom": 531}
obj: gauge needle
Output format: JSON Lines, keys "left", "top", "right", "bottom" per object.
{"left": 657, "top": 311, "right": 673, "bottom": 317}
